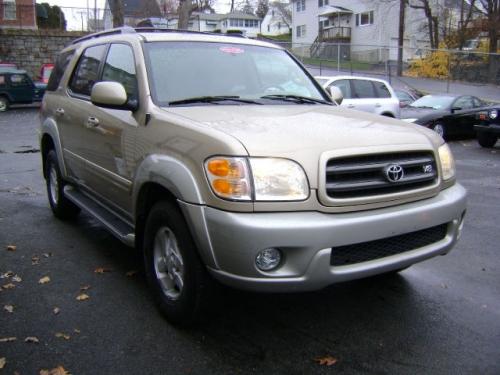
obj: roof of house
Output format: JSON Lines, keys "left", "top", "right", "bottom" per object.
{"left": 108, "top": 0, "right": 162, "bottom": 18}
{"left": 221, "top": 12, "right": 261, "bottom": 20}
{"left": 191, "top": 12, "right": 225, "bottom": 21}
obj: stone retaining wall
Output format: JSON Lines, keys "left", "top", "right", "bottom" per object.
{"left": 0, "top": 29, "right": 88, "bottom": 79}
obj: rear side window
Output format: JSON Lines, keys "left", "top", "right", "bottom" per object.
{"left": 69, "top": 44, "right": 107, "bottom": 96}
{"left": 47, "top": 51, "right": 74, "bottom": 92}
{"left": 102, "top": 43, "right": 137, "bottom": 101}
{"left": 351, "top": 80, "right": 376, "bottom": 99}
{"left": 374, "top": 82, "right": 391, "bottom": 98}
{"left": 330, "top": 79, "right": 352, "bottom": 99}
{"left": 9, "top": 74, "right": 31, "bottom": 87}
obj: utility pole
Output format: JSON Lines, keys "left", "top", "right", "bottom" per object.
{"left": 397, "top": 0, "right": 406, "bottom": 76}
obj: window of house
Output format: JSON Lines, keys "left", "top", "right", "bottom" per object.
{"left": 267, "top": 25, "right": 270, "bottom": 32}
{"left": 296, "top": 25, "right": 306, "bottom": 38}
{"left": 318, "top": 0, "right": 329, "bottom": 7}
{"left": 296, "top": 0, "right": 305, "bottom": 12}
{"left": 3, "top": 0, "right": 17, "bottom": 20}
{"left": 356, "top": 11, "right": 374, "bottom": 26}
{"left": 69, "top": 44, "right": 107, "bottom": 97}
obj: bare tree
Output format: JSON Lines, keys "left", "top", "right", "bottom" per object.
{"left": 272, "top": 1, "right": 291, "bottom": 29}
{"left": 397, "top": 0, "right": 407, "bottom": 76}
{"left": 110, "top": 0, "right": 124, "bottom": 27}
{"left": 409, "top": 0, "right": 439, "bottom": 49}
{"left": 477, "top": 0, "right": 500, "bottom": 76}
{"left": 178, "top": 0, "right": 192, "bottom": 29}
{"left": 256, "top": 0, "right": 269, "bottom": 19}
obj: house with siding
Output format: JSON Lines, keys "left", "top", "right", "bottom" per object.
{"left": 291, "top": 0, "right": 469, "bottom": 62}
{"left": 261, "top": 2, "right": 291, "bottom": 36}
{"left": 0, "top": 0, "right": 37, "bottom": 29}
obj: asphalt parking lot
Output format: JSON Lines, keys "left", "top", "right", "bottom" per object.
{"left": 1, "top": 108, "right": 499, "bottom": 375}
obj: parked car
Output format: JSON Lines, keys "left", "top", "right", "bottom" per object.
{"left": 395, "top": 88, "right": 422, "bottom": 107}
{"left": 40, "top": 28, "right": 466, "bottom": 325}
{"left": 39, "top": 63, "right": 54, "bottom": 84}
{"left": 315, "top": 75, "right": 401, "bottom": 118}
{"left": 401, "top": 94, "right": 488, "bottom": 139}
{"left": 474, "top": 107, "right": 500, "bottom": 148}
{"left": 0, "top": 69, "right": 46, "bottom": 111}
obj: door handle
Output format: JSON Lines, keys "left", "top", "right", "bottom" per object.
{"left": 375, "top": 103, "right": 382, "bottom": 108}
{"left": 347, "top": 104, "right": 355, "bottom": 108}
{"left": 86, "top": 117, "right": 100, "bottom": 128}
{"left": 55, "top": 108, "right": 65, "bottom": 115}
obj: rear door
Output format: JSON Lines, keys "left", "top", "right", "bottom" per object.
{"left": 349, "top": 79, "right": 379, "bottom": 114}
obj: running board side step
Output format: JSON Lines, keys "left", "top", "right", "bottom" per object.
{"left": 64, "top": 186, "right": 135, "bottom": 247}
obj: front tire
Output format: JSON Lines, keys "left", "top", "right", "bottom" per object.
{"left": 477, "top": 132, "right": 497, "bottom": 148}
{"left": 431, "top": 123, "right": 446, "bottom": 139}
{"left": 143, "top": 200, "right": 213, "bottom": 326}
{"left": 45, "top": 150, "right": 80, "bottom": 220}
{"left": 0, "top": 96, "right": 9, "bottom": 112}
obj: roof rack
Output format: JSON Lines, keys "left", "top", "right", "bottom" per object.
{"left": 72, "top": 26, "right": 136, "bottom": 45}
{"left": 71, "top": 26, "right": 246, "bottom": 45}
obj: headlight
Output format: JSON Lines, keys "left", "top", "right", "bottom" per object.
{"left": 489, "top": 109, "right": 498, "bottom": 120}
{"left": 205, "top": 157, "right": 309, "bottom": 201}
{"left": 438, "top": 144, "right": 456, "bottom": 181}
{"left": 249, "top": 158, "right": 309, "bottom": 201}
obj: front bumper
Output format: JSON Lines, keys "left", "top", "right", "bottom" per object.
{"left": 180, "top": 183, "right": 467, "bottom": 292}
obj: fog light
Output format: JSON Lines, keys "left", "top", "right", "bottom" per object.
{"left": 255, "top": 248, "right": 282, "bottom": 271}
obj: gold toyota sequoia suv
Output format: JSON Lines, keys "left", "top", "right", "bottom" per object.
{"left": 40, "top": 27, "right": 467, "bottom": 325}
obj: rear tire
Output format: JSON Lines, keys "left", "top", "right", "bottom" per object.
{"left": 477, "top": 132, "right": 497, "bottom": 148}
{"left": 143, "top": 200, "right": 213, "bottom": 326}
{"left": 0, "top": 96, "right": 9, "bottom": 112}
{"left": 45, "top": 150, "right": 80, "bottom": 220}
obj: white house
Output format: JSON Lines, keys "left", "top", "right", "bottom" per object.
{"left": 291, "top": 0, "right": 468, "bottom": 62}
{"left": 219, "top": 12, "right": 262, "bottom": 37}
{"left": 261, "top": 2, "right": 291, "bottom": 36}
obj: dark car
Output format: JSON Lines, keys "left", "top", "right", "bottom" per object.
{"left": 401, "top": 94, "right": 488, "bottom": 139}
{"left": 474, "top": 108, "right": 499, "bottom": 148}
{"left": 0, "top": 69, "right": 46, "bottom": 111}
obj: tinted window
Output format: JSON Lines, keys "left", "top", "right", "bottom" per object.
{"left": 9, "top": 74, "right": 31, "bottom": 87}
{"left": 374, "top": 82, "right": 391, "bottom": 98}
{"left": 352, "top": 79, "right": 376, "bottom": 99}
{"left": 396, "top": 91, "right": 412, "bottom": 102}
{"left": 69, "top": 44, "right": 107, "bottom": 96}
{"left": 453, "top": 96, "right": 473, "bottom": 110}
{"left": 330, "top": 80, "right": 352, "bottom": 99}
{"left": 102, "top": 44, "right": 137, "bottom": 101}
{"left": 47, "top": 51, "right": 74, "bottom": 91}
{"left": 473, "top": 97, "right": 485, "bottom": 107}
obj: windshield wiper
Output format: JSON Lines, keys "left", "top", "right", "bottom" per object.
{"left": 169, "top": 95, "right": 261, "bottom": 106}
{"left": 260, "top": 94, "right": 332, "bottom": 105}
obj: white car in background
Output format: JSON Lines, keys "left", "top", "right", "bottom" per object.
{"left": 316, "top": 76, "right": 401, "bottom": 118}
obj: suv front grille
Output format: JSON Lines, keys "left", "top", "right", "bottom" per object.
{"left": 325, "top": 152, "right": 437, "bottom": 199}
{"left": 330, "top": 223, "right": 448, "bottom": 266}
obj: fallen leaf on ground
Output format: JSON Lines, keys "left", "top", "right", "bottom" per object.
{"left": 53, "top": 307, "right": 60, "bottom": 315}
{"left": 0, "top": 357, "right": 5, "bottom": 369}
{"left": 39, "top": 366, "right": 70, "bottom": 375}
{"left": 42, "top": 253, "right": 53, "bottom": 258}
{"left": 25, "top": 336, "right": 40, "bottom": 343}
{"left": 79, "top": 285, "right": 91, "bottom": 291}
{"left": 94, "top": 267, "right": 112, "bottom": 274}
{"left": 55, "top": 332, "right": 70, "bottom": 340}
{"left": 314, "top": 355, "right": 338, "bottom": 366}
{"left": 2, "top": 283, "right": 15, "bottom": 290}
{"left": 73, "top": 329, "right": 80, "bottom": 334}
{"left": 0, "top": 337, "right": 16, "bottom": 342}
{"left": 4, "top": 304, "right": 14, "bottom": 313}
{"left": 6, "top": 245, "right": 16, "bottom": 251}
{"left": 1, "top": 271, "right": 14, "bottom": 279}
{"left": 76, "top": 293, "right": 89, "bottom": 301}
{"left": 32, "top": 255, "right": 40, "bottom": 265}
{"left": 39, "top": 276, "right": 51, "bottom": 284}
{"left": 12, "top": 275, "right": 22, "bottom": 283}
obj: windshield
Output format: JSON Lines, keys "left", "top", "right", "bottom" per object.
{"left": 145, "top": 41, "right": 328, "bottom": 106}
{"left": 410, "top": 95, "right": 454, "bottom": 110}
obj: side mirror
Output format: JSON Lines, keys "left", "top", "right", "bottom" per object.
{"left": 328, "top": 85, "right": 343, "bottom": 105}
{"left": 91, "top": 81, "right": 137, "bottom": 111}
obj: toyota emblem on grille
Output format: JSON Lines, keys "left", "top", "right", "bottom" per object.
{"left": 385, "top": 164, "right": 404, "bottom": 182}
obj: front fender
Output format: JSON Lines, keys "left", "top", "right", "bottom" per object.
{"left": 40, "top": 117, "right": 67, "bottom": 178}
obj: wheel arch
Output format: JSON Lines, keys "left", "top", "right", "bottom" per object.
{"left": 40, "top": 118, "right": 67, "bottom": 179}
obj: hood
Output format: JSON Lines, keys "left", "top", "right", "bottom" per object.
{"left": 400, "top": 106, "right": 446, "bottom": 120}
{"left": 165, "top": 105, "right": 440, "bottom": 187}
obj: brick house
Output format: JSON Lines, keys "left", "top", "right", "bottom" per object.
{"left": 0, "top": 0, "right": 37, "bottom": 29}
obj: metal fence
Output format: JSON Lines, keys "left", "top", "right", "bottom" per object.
{"left": 273, "top": 42, "right": 500, "bottom": 89}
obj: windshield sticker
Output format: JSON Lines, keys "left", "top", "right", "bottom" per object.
{"left": 219, "top": 46, "right": 245, "bottom": 55}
